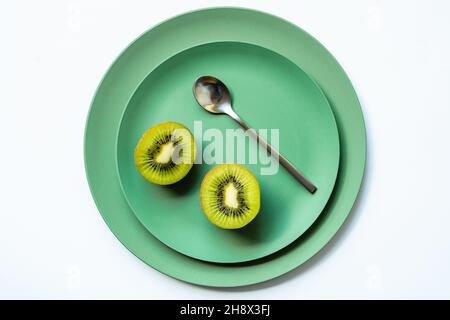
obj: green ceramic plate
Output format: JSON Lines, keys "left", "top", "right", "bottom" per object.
{"left": 85, "top": 7, "right": 366, "bottom": 286}
{"left": 117, "top": 41, "right": 340, "bottom": 263}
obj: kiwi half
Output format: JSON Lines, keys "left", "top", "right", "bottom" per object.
{"left": 134, "top": 121, "right": 195, "bottom": 185}
{"left": 200, "top": 164, "right": 260, "bottom": 229}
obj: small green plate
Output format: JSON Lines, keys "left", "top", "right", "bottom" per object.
{"left": 117, "top": 41, "right": 340, "bottom": 263}
{"left": 84, "top": 7, "right": 366, "bottom": 287}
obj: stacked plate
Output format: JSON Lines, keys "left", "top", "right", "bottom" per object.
{"left": 84, "top": 8, "right": 366, "bottom": 287}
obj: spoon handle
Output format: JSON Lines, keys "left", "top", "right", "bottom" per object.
{"left": 228, "top": 111, "right": 317, "bottom": 194}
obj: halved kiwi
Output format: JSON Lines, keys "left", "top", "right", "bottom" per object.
{"left": 134, "top": 121, "right": 195, "bottom": 185}
{"left": 200, "top": 164, "right": 260, "bottom": 229}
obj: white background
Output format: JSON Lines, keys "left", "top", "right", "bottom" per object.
{"left": 1, "top": 0, "right": 450, "bottom": 299}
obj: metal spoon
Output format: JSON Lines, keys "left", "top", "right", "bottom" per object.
{"left": 193, "top": 76, "right": 317, "bottom": 194}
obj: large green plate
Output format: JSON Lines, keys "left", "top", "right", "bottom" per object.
{"left": 84, "top": 7, "right": 366, "bottom": 287}
{"left": 117, "top": 41, "right": 340, "bottom": 263}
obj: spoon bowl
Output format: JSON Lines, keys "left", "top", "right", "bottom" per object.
{"left": 193, "top": 76, "right": 232, "bottom": 114}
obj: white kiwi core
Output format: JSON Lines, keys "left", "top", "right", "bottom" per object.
{"left": 155, "top": 142, "right": 175, "bottom": 164}
{"left": 224, "top": 183, "right": 240, "bottom": 209}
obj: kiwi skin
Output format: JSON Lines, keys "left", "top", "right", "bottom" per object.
{"left": 200, "top": 163, "right": 261, "bottom": 229}
{"left": 134, "top": 121, "right": 196, "bottom": 185}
